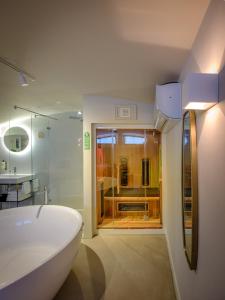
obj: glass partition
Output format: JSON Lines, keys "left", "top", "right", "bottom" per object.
{"left": 48, "top": 112, "right": 83, "bottom": 210}
{"left": 31, "top": 115, "right": 51, "bottom": 205}
{"left": 0, "top": 110, "right": 83, "bottom": 211}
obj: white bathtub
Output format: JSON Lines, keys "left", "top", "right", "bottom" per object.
{"left": 0, "top": 205, "right": 83, "bottom": 300}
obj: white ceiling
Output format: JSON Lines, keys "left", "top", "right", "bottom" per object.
{"left": 0, "top": 0, "right": 210, "bottom": 121}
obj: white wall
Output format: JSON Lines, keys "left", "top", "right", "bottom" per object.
{"left": 164, "top": 1, "right": 225, "bottom": 299}
{"left": 83, "top": 95, "right": 154, "bottom": 237}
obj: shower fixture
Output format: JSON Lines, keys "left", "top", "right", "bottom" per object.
{"left": 14, "top": 105, "right": 58, "bottom": 120}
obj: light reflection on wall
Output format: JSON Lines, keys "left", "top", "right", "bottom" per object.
{"left": 190, "top": 1, "right": 225, "bottom": 74}
{"left": 204, "top": 104, "right": 224, "bottom": 128}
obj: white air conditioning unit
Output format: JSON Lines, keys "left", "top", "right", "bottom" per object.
{"left": 154, "top": 82, "right": 182, "bottom": 132}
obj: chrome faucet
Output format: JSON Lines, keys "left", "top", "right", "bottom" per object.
{"left": 36, "top": 186, "right": 49, "bottom": 218}
{"left": 44, "top": 186, "right": 48, "bottom": 205}
{"left": 13, "top": 166, "right": 17, "bottom": 174}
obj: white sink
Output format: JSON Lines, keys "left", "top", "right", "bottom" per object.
{"left": 0, "top": 174, "right": 34, "bottom": 184}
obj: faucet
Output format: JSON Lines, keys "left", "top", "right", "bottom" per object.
{"left": 36, "top": 186, "right": 49, "bottom": 218}
{"left": 13, "top": 166, "right": 17, "bottom": 175}
{"left": 44, "top": 186, "right": 48, "bottom": 205}
{"left": 36, "top": 186, "right": 48, "bottom": 218}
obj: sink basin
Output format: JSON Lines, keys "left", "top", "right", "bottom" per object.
{"left": 0, "top": 174, "right": 34, "bottom": 184}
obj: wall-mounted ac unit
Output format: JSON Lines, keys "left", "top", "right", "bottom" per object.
{"left": 154, "top": 82, "right": 182, "bottom": 132}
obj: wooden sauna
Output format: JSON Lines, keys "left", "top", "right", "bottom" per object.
{"left": 96, "top": 129, "right": 162, "bottom": 229}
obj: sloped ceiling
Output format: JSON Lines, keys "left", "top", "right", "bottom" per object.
{"left": 0, "top": 0, "right": 210, "bottom": 121}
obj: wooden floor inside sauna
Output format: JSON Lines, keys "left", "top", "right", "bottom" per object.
{"left": 98, "top": 217, "right": 162, "bottom": 229}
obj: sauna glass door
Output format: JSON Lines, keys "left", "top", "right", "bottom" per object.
{"left": 96, "top": 129, "right": 115, "bottom": 226}
{"left": 115, "top": 129, "right": 146, "bottom": 226}
{"left": 144, "top": 129, "right": 161, "bottom": 224}
{"left": 96, "top": 128, "right": 161, "bottom": 229}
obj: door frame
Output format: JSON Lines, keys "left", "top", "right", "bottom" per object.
{"left": 92, "top": 123, "right": 163, "bottom": 235}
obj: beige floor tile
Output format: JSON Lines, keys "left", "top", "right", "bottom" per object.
{"left": 54, "top": 235, "right": 176, "bottom": 300}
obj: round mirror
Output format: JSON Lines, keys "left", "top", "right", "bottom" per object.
{"left": 3, "top": 126, "right": 29, "bottom": 152}
{"left": 182, "top": 111, "right": 198, "bottom": 270}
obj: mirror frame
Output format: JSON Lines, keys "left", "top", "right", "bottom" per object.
{"left": 182, "top": 110, "right": 198, "bottom": 270}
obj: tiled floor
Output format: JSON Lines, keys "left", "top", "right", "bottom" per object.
{"left": 54, "top": 235, "right": 176, "bottom": 300}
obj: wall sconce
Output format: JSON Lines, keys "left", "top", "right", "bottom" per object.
{"left": 183, "top": 73, "right": 218, "bottom": 111}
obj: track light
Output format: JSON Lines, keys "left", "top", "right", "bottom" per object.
{"left": 19, "top": 72, "right": 29, "bottom": 87}
{"left": 0, "top": 57, "right": 36, "bottom": 85}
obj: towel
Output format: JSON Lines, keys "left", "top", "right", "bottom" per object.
{"left": 7, "top": 191, "right": 22, "bottom": 201}
{"left": 32, "top": 178, "right": 40, "bottom": 192}
{"left": 22, "top": 181, "right": 31, "bottom": 194}
{"left": 0, "top": 185, "right": 8, "bottom": 193}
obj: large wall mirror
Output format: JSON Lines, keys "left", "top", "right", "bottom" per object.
{"left": 182, "top": 111, "right": 198, "bottom": 270}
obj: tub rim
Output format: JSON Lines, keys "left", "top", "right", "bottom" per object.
{"left": 0, "top": 205, "right": 83, "bottom": 290}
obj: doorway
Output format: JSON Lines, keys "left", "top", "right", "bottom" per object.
{"left": 96, "top": 128, "right": 162, "bottom": 229}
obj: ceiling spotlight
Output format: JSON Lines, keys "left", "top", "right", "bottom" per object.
{"left": 19, "top": 72, "right": 29, "bottom": 87}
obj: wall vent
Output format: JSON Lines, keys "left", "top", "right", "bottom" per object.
{"left": 114, "top": 105, "right": 137, "bottom": 120}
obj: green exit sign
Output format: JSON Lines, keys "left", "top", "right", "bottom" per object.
{"left": 84, "top": 132, "right": 90, "bottom": 150}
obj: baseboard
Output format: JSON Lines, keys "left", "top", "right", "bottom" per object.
{"left": 165, "top": 230, "right": 181, "bottom": 300}
{"left": 97, "top": 228, "right": 165, "bottom": 235}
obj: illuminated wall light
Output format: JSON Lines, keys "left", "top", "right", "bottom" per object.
{"left": 184, "top": 73, "right": 218, "bottom": 111}
{"left": 0, "top": 121, "right": 33, "bottom": 156}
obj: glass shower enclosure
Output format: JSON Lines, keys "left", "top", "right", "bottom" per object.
{"left": 96, "top": 128, "right": 162, "bottom": 229}
{"left": 0, "top": 110, "right": 83, "bottom": 212}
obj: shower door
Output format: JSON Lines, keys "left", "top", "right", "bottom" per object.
{"left": 32, "top": 115, "right": 51, "bottom": 205}
{"left": 32, "top": 112, "right": 83, "bottom": 209}
{"left": 96, "top": 128, "right": 161, "bottom": 229}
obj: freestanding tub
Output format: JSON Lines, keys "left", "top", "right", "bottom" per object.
{"left": 0, "top": 205, "right": 83, "bottom": 300}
